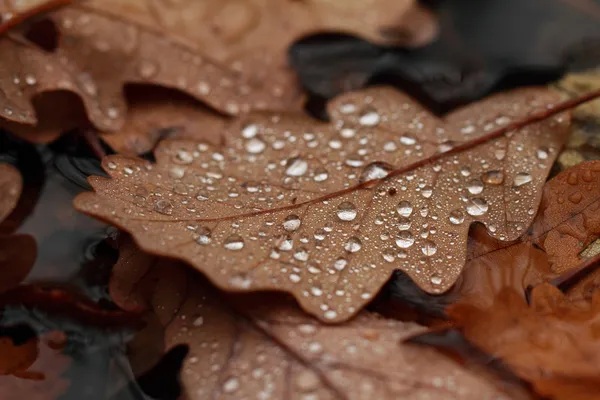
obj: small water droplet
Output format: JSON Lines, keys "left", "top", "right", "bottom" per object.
{"left": 224, "top": 234, "right": 245, "bottom": 251}
{"left": 397, "top": 217, "right": 411, "bottom": 230}
{"left": 336, "top": 202, "right": 357, "bottom": 221}
{"left": 192, "top": 316, "right": 204, "bottom": 326}
{"left": 359, "top": 162, "right": 392, "bottom": 183}
{"left": 421, "top": 240, "right": 437, "bottom": 256}
{"left": 229, "top": 274, "right": 252, "bottom": 288}
{"left": 430, "top": 274, "right": 442, "bottom": 285}
{"left": 482, "top": 170, "right": 504, "bottom": 185}
{"left": 283, "top": 215, "right": 301, "bottom": 231}
{"left": 395, "top": 231, "right": 415, "bottom": 248}
{"left": 359, "top": 109, "right": 380, "bottom": 126}
{"left": 324, "top": 310, "right": 338, "bottom": 320}
{"left": 466, "top": 198, "right": 489, "bottom": 216}
{"left": 245, "top": 138, "right": 266, "bottom": 154}
{"left": 466, "top": 179, "right": 484, "bottom": 195}
{"left": 382, "top": 250, "right": 395, "bottom": 262}
{"left": 154, "top": 199, "right": 173, "bottom": 215}
{"left": 513, "top": 173, "right": 533, "bottom": 187}
{"left": 285, "top": 157, "right": 308, "bottom": 177}
{"left": 174, "top": 149, "right": 193, "bottom": 164}
{"left": 310, "top": 287, "right": 323, "bottom": 296}
{"left": 397, "top": 201, "right": 413, "bottom": 217}
{"left": 400, "top": 135, "right": 416, "bottom": 145}
{"left": 196, "top": 226, "right": 212, "bottom": 245}
{"left": 222, "top": 377, "right": 240, "bottom": 393}
{"left": 333, "top": 258, "right": 348, "bottom": 271}
{"left": 345, "top": 236, "right": 362, "bottom": 253}
{"left": 536, "top": 147, "right": 549, "bottom": 160}
{"left": 137, "top": 59, "right": 158, "bottom": 79}
{"left": 294, "top": 248, "right": 309, "bottom": 261}
{"left": 294, "top": 370, "right": 320, "bottom": 392}
{"left": 24, "top": 74, "right": 37, "bottom": 85}
{"left": 421, "top": 185, "right": 433, "bottom": 198}
{"left": 448, "top": 210, "right": 465, "bottom": 225}
{"left": 313, "top": 168, "right": 329, "bottom": 182}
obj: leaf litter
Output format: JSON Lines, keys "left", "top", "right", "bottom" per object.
{"left": 109, "top": 236, "right": 522, "bottom": 400}
{"left": 75, "top": 85, "right": 571, "bottom": 322}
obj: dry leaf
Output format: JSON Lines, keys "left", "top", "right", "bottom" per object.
{"left": 446, "top": 283, "right": 600, "bottom": 400}
{"left": 109, "top": 237, "right": 516, "bottom": 400}
{"left": 0, "top": 0, "right": 436, "bottom": 144}
{"left": 0, "top": 163, "right": 36, "bottom": 293}
{"left": 75, "top": 86, "right": 571, "bottom": 322}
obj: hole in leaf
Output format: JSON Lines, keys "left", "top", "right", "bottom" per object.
{"left": 23, "top": 19, "right": 59, "bottom": 52}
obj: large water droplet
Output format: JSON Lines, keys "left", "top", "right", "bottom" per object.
{"left": 395, "top": 231, "right": 415, "bottom": 248}
{"left": 285, "top": 157, "right": 308, "bottom": 177}
{"left": 397, "top": 201, "right": 413, "bottom": 217}
{"left": 448, "top": 210, "right": 465, "bottom": 225}
{"left": 154, "top": 199, "right": 173, "bottom": 215}
{"left": 245, "top": 138, "right": 266, "bottom": 154}
{"left": 196, "top": 226, "right": 212, "bottom": 245}
{"left": 333, "top": 258, "right": 348, "bottom": 271}
{"left": 466, "top": 179, "right": 484, "bottom": 195}
{"left": 313, "top": 168, "right": 329, "bottom": 182}
{"left": 466, "top": 198, "right": 489, "bottom": 216}
{"left": 536, "top": 147, "right": 549, "bottom": 160}
{"left": 430, "top": 274, "right": 442, "bottom": 285}
{"left": 359, "top": 162, "right": 393, "bottom": 183}
{"left": 482, "top": 170, "right": 504, "bottom": 185}
{"left": 241, "top": 123, "right": 258, "bottom": 138}
{"left": 513, "top": 172, "right": 533, "bottom": 187}
{"left": 345, "top": 236, "right": 362, "bottom": 253}
{"left": 421, "top": 185, "right": 433, "bottom": 198}
{"left": 421, "top": 240, "right": 438, "bottom": 256}
{"left": 397, "top": 217, "right": 411, "bottom": 230}
{"left": 222, "top": 377, "right": 240, "bottom": 393}
{"left": 224, "top": 234, "right": 245, "bottom": 251}
{"left": 337, "top": 202, "right": 357, "bottom": 221}
{"left": 283, "top": 214, "right": 301, "bottom": 231}
{"left": 359, "top": 109, "right": 381, "bottom": 126}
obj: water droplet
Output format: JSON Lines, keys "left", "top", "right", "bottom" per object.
{"left": 224, "top": 234, "right": 245, "bottom": 251}
{"left": 536, "top": 147, "right": 549, "bottom": 160}
{"left": 397, "top": 201, "right": 413, "bottom": 217}
{"left": 310, "top": 287, "right": 323, "bottom": 296}
{"left": 340, "top": 127, "right": 356, "bottom": 138}
{"left": 397, "top": 217, "right": 411, "bottom": 230}
{"left": 196, "top": 226, "right": 212, "bottom": 245}
{"left": 400, "top": 135, "right": 416, "bottom": 145}
{"left": 359, "top": 109, "right": 380, "bottom": 126}
{"left": 285, "top": 157, "right": 308, "bottom": 177}
{"left": 513, "top": 173, "right": 533, "bottom": 187}
{"left": 336, "top": 202, "right": 357, "bottom": 221}
{"left": 333, "top": 258, "right": 348, "bottom": 271}
{"left": 448, "top": 210, "right": 465, "bottom": 225}
{"left": 174, "top": 149, "right": 193, "bottom": 164}
{"left": 241, "top": 123, "right": 258, "bottom": 138}
{"left": 294, "top": 248, "right": 309, "bottom": 261}
{"left": 283, "top": 215, "right": 301, "bottom": 231}
{"left": 345, "top": 236, "right": 362, "bottom": 253}
{"left": 466, "top": 179, "right": 483, "bottom": 195}
{"left": 482, "top": 170, "right": 504, "bottom": 185}
{"left": 313, "top": 168, "right": 329, "bottom": 182}
{"left": 466, "top": 198, "right": 489, "bottom": 216}
{"left": 421, "top": 240, "right": 437, "bottom": 256}
{"left": 430, "top": 274, "right": 442, "bottom": 285}
{"left": 222, "top": 377, "right": 240, "bottom": 393}
{"left": 324, "top": 310, "right": 338, "bottom": 320}
{"left": 229, "top": 274, "right": 252, "bottom": 288}
{"left": 193, "top": 316, "right": 204, "bottom": 326}
{"left": 24, "top": 74, "right": 37, "bottom": 85}
{"left": 359, "top": 162, "right": 392, "bottom": 183}
{"left": 245, "top": 138, "right": 266, "bottom": 154}
{"left": 382, "top": 250, "right": 395, "bottom": 262}
{"left": 297, "top": 324, "right": 317, "bottom": 335}
{"left": 395, "top": 231, "right": 415, "bottom": 248}
{"left": 137, "top": 60, "right": 158, "bottom": 79}
{"left": 294, "top": 370, "right": 319, "bottom": 392}
{"left": 421, "top": 185, "right": 433, "bottom": 198}
{"left": 308, "top": 341, "right": 323, "bottom": 354}
{"left": 154, "top": 199, "right": 173, "bottom": 215}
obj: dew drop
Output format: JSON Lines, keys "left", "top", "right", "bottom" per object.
{"left": 241, "top": 123, "right": 259, "bottom": 138}
{"left": 430, "top": 274, "right": 442, "bottom": 285}
{"left": 224, "top": 234, "right": 245, "bottom": 251}
{"left": 313, "top": 168, "right": 329, "bottom": 182}
{"left": 174, "top": 149, "right": 193, "bottom": 164}
{"left": 395, "top": 231, "right": 415, "bottom": 248}
{"left": 222, "top": 377, "right": 240, "bottom": 393}
{"left": 466, "top": 179, "right": 484, "bottom": 195}
{"left": 481, "top": 170, "right": 504, "bottom": 185}
{"left": 311, "top": 287, "right": 323, "bottom": 296}
{"left": 359, "top": 109, "right": 380, "bottom": 126}
{"left": 466, "top": 198, "right": 489, "bottom": 216}
{"left": 336, "top": 202, "right": 357, "bottom": 221}
{"left": 285, "top": 157, "right": 308, "bottom": 177}
{"left": 24, "top": 74, "right": 37, "bottom": 85}
{"left": 397, "top": 201, "right": 413, "bottom": 217}
{"left": 382, "top": 250, "right": 395, "bottom": 262}
{"left": 421, "top": 240, "right": 438, "bottom": 256}
{"left": 294, "top": 370, "right": 320, "bottom": 392}
{"left": 154, "top": 199, "right": 173, "bottom": 215}
{"left": 400, "top": 135, "right": 416, "bottom": 145}
{"left": 137, "top": 59, "right": 158, "bottom": 79}
{"left": 324, "top": 310, "right": 338, "bottom": 320}
{"left": 245, "top": 138, "right": 266, "bottom": 154}
{"left": 513, "top": 172, "right": 533, "bottom": 187}
{"left": 283, "top": 214, "right": 301, "bottom": 231}
{"left": 397, "top": 217, "right": 411, "bottom": 230}
{"left": 196, "top": 226, "right": 212, "bottom": 245}
{"left": 294, "top": 248, "right": 309, "bottom": 261}
{"left": 421, "top": 185, "right": 433, "bottom": 198}
{"left": 359, "top": 162, "right": 392, "bottom": 183}
{"left": 448, "top": 210, "right": 465, "bottom": 225}
{"left": 333, "top": 258, "right": 348, "bottom": 271}
{"left": 229, "top": 274, "right": 252, "bottom": 288}
{"left": 536, "top": 147, "right": 549, "bottom": 160}
{"left": 344, "top": 236, "right": 362, "bottom": 253}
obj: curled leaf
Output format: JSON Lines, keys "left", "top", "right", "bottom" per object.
{"left": 110, "top": 237, "right": 516, "bottom": 400}
{"left": 75, "top": 86, "right": 571, "bottom": 322}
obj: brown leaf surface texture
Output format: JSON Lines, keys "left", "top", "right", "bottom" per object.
{"left": 451, "top": 160, "right": 600, "bottom": 308}
{"left": 110, "top": 237, "right": 513, "bottom": 400}
{"left": 448, "top": 283, "right": 600, "bottom": 400}
{"left": 75, "top": 86, "right": 570, "bottom": 322}
{"left": 0, "top": 163, "right": 35, "bottom": 293}
{"left": 0, "top": 0, "right": 436, "bottom": 140}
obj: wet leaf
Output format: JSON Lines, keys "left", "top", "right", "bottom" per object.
{"left": 0, "top": 0, "right": 436, "bottom": 143}
{"left": 110, "top": 237, "right": 517, "bottom": 400}
{"left": 75, "top": 86, "right": 571, "bottom": 322}
{"left": 445, "top": 283, "right": 600, "bottom": 400}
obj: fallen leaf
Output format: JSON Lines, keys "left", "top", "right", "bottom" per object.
{"left": 444, "top": 283, "right": 600, "bottom": 400}
{"left": 109, "top": 237, "right": 519, "bottom": 400}
{"left": 0, "top": 163, "right": 36, "bottom": 293}
{"left": 290, "top": 0, "right": 600, "bottom": 112}
{"left": 75, "top": 86, "right": 571, "bottom": 322}
{"left": 0, "top": 0, "right": 437, "bottom": 144}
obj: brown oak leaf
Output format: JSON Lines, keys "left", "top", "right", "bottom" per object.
{"left": 445, "top": 283, "right": 600, "bottom": 400}
{"left": 0, "top": 0, "right": 436, "bottom": 146}
{"left": 0, "top": 163, "right": 36, "bottom": 293}
{"left": 74, "top": 86, "right": 572, "bottom": 322}
{"left": 109, "top": 237, "right": 520, "bottom": 400}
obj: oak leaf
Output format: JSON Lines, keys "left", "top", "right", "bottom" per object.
{"left": 0, "top": 0, "right": 436, "bottom": 144}
{"left": 445, "top": 283, "right": 600, "bottom": 400}
{"left": 109, "top": 237, "right": 518, "bottom": 400}
{"left": 74, "top": 86, "right": 570, "bottom": 322}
